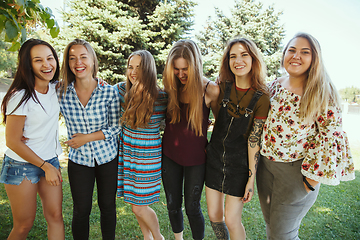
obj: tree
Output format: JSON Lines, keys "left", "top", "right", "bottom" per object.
{"left": 196, "top": 0, "right": 285, "bottom": 80}
{"left": 55, "top": 0, "right": 196, "bottom": 84}
{"left": 339, "top": 86, "right": 360, "bottom": 103}
{"left": 0, "top": 38, "right": 17, "bottom": 77}
{"left": 0, "top": 0, "right": 60, "bottom": 51}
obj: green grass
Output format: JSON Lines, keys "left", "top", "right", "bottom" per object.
{"left": 0, "top": 156, "right": 359, "bottom": 239}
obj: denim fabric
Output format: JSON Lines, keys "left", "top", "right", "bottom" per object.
{"left": 162, "top": 154, "right": 205, "bottom": 240}
{"left": 205, "top": 82, "right": 253, "bottom": 197}
{"left": 0, "top": 155, "right": 60, "bottom": 185}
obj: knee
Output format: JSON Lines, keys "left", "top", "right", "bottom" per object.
{"left": 224, "top": 218, "right": 240, "bottom": 232}
{"left": 184, "top": 185, "right": 202, "bottom": 215}
{"left": 99, "top": 198, "right": 116, "bottom": 213}
{"left": 73, "top": 203, "right": 92, "bottom": 218}
{"left": 131, "top": 205, "right": 145, "bottom": 218}
{"left": 166, "top": 193, "right": 181, "bottom": 212}
{"left": 224, "top": 211, "right": 242, "bottom": 230}
{"left": 14, "top": 218, "right": 35, "bottom": 235}
{"left": 44, "top": 209, "right": 63, "bottom": 223}
{"left": 208, "top": 209, "right": 223, "bottom": 222}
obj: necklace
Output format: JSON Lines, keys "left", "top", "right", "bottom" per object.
{"left": 235, "top": 85, "right": 250, "bottom": 114}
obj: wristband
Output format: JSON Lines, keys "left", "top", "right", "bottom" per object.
{"left": 303, "top": 176, "right": 315, "bottom": 191}
{"left": 39, "top": 161, "right": 46, "bottom": 168}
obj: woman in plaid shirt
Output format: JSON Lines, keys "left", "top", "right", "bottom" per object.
{"left": 59, "top": 39, "right": 121, "bottom": 240}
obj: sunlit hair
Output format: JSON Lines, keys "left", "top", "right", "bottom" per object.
{"left": 219, "top": 37, "right": 268, "bottom": 95}
{"left": 1, "top": 39, "right": 59, "bottom": 124}
{"left": 281, "top": 32, "right": 341, "bottom": 123}
{"left": 121, "top": 50, "right": 159, "bottom": 129}
{"left": 60, "top": 39, "right": 98, "bottom": 97}
{"left": 163, "top": 39, "right": 204, "bottom": 136}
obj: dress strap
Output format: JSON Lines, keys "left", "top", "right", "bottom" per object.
{"left": 222, "top": 81, "right": 232, "bottom": 107}
{"left": 204, "top": 80, "right": 211, "bottom": 93}
{"left": 244, "top": 90, "right": 263, "bottom": 118}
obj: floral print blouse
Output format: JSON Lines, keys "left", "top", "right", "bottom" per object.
{"left": 261, "top": 79, "right": 355, "bottom": 185}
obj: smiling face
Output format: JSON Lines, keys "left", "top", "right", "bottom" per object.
{"left": 283, "top": 37, "right": 312, "bottom": 78}
{"left": 68, "top": 45, "right": 94, "bottom": 81}
{"left": 173, "top": 57, "right": 189, "bottom": 85}
{"left": 229, "top": 43, "right": 252, "bottom": 81}
{"left": 30, "top": 44, "right": 57, "bottom": 84}
{"left": 127, "top": 55, "right": 141, "bottom": 85}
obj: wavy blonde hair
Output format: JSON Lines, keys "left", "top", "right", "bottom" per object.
{"left": 281, "top": 32, "right": 340, "bottom": 123}
{"left": 219, "top": 37, "right": 268, "bottom": 95}
{"left": 60, "top": 39, "right": 98, "bottom": 98}
{"left": 121, "top": 50, "right": 159, "bottom": 129}
{"left": 163, "top": 40, "right": 204, "bottom": 136}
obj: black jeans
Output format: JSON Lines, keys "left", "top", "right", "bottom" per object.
{"left": 68, "top": 158, "right": 117, "bottom": 240}
{"left": 161, "top": 154, "right": 205, "bottom": 240}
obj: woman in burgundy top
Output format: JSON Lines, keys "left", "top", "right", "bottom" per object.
{"left": 162, "top": 39, "right": 219, "bottom": 240}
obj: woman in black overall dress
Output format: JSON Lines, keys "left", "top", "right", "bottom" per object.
{"left": 205, "top": 38, "right": 270, "bottom": 240}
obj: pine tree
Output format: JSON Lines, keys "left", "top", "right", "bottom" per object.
{"left": 196, "top": 0, "right": 285, "bottom": 80}
{"left": 55, "top": 0, "right": 195, "bottom": 84}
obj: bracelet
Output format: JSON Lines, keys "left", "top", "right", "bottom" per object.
{"left": 303, "top": 176, "right": 315, "bottom": 191}
{"left": 39, "top": 161, "right": 46, "bottom": 168}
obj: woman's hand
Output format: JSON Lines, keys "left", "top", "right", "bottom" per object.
{"left": 64, "top": 133, "right": 89, "bottom": 149}
{"left": 42, "top": 162, "right": 62, "bottom": 186}
{"left": 303, "top": 177, "right": 319, "bottom": 193}
{"left": 242, "top": 180, "right": 255, "bottom": 203}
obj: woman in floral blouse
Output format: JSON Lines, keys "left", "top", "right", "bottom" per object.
{"left": 257, "top": 32, "right": 355, "bottom": 240}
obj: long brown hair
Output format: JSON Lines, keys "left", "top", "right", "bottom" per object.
{"left": 281, "top": 32, "right": 340, "bottom": 123}
{"left": 1, "top": 39, "right": 60, "bottom": 123}
{"left": 219, "top": 38, "right": 268, "bottom": 95}
{"left": 121, "top": 50, "right": 159, "bottom": 129}
{"left": 60, "top": 39, "right": 99, "bottom": 97}
{"left": 163, "top": 40, "right": 204, "bottom": 136}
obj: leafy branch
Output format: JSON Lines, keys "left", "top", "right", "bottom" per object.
{"left": 0, "top": 0, "right": 60, "bottom": 51}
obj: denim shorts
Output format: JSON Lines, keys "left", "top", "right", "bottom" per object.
{"left": 0, "top": 155, "right": 60, "bottom": 185}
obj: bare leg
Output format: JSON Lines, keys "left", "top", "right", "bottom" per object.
{"left": 174, "top": 231, "right": 184, "bottom": 240}
{"left": 224, "top": 195, "right": 246, "bottom": 240}
{"left": 38, "top": 176, "right": 64, "bottom": 240}
{"left": 5, "top": 179, "right": 38, "bottom": 240}
{"left": 206, "top": 187, "right": 230, "bottom": 239}
{"left": 132, "top": 205, "right": 164, "bottom": 240}
{"left": 210, "top": 221, "right": 230, "bottom": 240}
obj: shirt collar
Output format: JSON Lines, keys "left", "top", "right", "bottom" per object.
{"left": 67, "top": 78, "right": 104, "bottom": 92}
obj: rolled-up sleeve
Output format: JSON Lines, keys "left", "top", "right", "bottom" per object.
{"left": 102, "top": 85, "right": 121, "bottom": 140}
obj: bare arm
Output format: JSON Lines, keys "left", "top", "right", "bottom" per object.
{"left": 204, "top": 79, "right": 220, "bottom": 119}
{"left": 6, "top": 115, "right": 62, "bottom": 185}
{"left": 243, "top": 118, "right": 266, "bottom": 203}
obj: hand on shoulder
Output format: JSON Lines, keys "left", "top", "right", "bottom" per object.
{"left": 204, "top": 78, "right": 220, "bottom": 102}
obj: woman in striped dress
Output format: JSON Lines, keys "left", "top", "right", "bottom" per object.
{"left": 116, "top": 50, "right": 167, "bottom": 240}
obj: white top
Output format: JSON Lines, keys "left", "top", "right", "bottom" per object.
{"left": 5, "top": 83, "right": 62, "bottom": 162}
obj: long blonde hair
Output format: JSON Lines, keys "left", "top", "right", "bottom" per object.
{"left": 219, "top": 37, "right": 268, "bottom": 95}
{"left": 163, "top": 40, "right": 204, "bottom": 136}
{"left": 60, "top": 39, "right": 99, "bottom": 98}
{"left": 121, "top": 50, "right": 159, "bottom": 129}
{"left": 282, "top": 32, "right": 340, "bottom": 123}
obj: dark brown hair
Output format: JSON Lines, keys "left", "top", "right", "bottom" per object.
{"left": 1, "top": 39, "right": 59, "bottom": 123}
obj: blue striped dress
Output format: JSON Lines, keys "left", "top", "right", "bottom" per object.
{"left": 116, "top": 82, "right": 167, "bottom": 205}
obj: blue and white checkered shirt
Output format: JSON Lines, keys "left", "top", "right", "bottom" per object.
{"left": 59, "top": 79, "right": 121, "bottom": 167}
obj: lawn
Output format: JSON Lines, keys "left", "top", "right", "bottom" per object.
{"left": 0, "top": 156, "right": 359, "bottom": 239}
